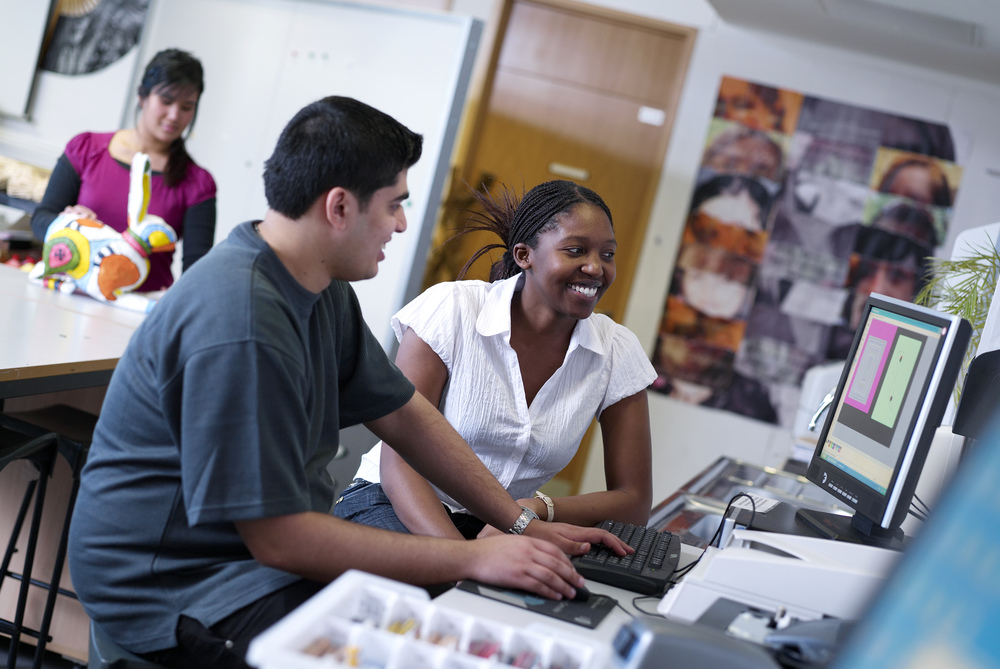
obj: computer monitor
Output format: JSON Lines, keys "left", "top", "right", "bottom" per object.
{"left": 797, "top": 293, "right": 970, "bottom": 549}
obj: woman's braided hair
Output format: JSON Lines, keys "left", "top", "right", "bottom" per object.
{"left": 457, "top": 180, "right": 613, "bottom": 282}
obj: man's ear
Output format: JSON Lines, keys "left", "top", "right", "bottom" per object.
{"left": 512, "top": 243, "right": 531, "bottom": 270}
{"left": 325, "top": 187, "right": 353, "bottom": 230}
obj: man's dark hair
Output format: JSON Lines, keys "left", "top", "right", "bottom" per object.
{"left": 263, "top": 96, "right": 423, "bottom": 219}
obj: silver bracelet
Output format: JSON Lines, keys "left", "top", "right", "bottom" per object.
{"left": 507, "top": 506, "right": 539, "bottom": 534}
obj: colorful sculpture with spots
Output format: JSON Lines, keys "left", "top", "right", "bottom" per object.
{"left": 30, "top": 152, "right": 177, "bottom": 313}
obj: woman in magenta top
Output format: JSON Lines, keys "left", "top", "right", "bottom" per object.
{"left": 33, "top": 49, "right": 216, "bottom": 291}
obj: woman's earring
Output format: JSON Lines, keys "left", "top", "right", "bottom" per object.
{"left": 512, "top": 244, "right": 531, "bottom": 270}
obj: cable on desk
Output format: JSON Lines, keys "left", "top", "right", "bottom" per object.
{"left": 629, "top": 595, "right": 665, "bottom": 618}
{"left": 671, "top": 492, "right": 757, "bottom": 581}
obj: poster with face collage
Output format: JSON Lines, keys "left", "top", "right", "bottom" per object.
{"left": 650, "top": 76, "right": 963, "bottom": 426}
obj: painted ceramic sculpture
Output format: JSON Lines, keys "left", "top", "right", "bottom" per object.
{"left": 30, "top": 152, "right": 177, "bottom": 313}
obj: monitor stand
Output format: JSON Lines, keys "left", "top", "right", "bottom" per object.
{"left": 733, "top": 502, "right": 905, "bottom": 551}
{"left": 794, "top": 508, "right": 904, "bottom": 551}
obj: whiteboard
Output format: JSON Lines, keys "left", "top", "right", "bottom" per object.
{"left": 132, "top": 0, "right": 481, "bottom": 350}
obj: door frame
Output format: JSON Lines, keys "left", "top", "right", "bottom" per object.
{"left": 441, "top": 0, "right": 697, "bottom": 495}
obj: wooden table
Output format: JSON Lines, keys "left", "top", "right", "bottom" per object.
{"left": 0, "top": 264, "right": 146, "bottom": 662}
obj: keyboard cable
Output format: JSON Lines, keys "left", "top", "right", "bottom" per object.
{"left": 670, "top": 492, "right": 758, "bottom": 582}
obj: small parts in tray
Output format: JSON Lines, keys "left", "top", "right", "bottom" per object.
{"left": 301, "top": 637, "right": 359, "bottom": 665}
{"left": 506, "top": 650, "right": 539, "bottom": 668}
{"left": 266, "top": 573, "right": 594, "bottom": 669}
{"left": 468, "top": 639, "right": 500, "bottom": 659}
{"left": 424, "top": 631, "right": 460, "bottom": 650}
{"left": 386, "top": 617, "right": 420, "bottom": 636}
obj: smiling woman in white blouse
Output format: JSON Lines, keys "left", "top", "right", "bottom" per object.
{"left": 334, "top": 180, "right": 655, "bottom": 539}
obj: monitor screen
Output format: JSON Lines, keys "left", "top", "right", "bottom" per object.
{"left": 799, "top": 293, "right": 970, "bottom": 548}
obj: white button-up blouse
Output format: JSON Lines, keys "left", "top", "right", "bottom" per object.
{"left": 354, "top": 274, "right": 656, "bottom": 512}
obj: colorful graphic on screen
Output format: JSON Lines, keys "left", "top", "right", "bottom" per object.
{"left": 845, "top": 319, "right": 921, "bottom": 433}
{"left": 820, "top": 307, "right": 936, "bottom": 495}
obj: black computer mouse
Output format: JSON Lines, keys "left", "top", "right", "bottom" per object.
{"left": 571, "top": 585, "right": 591, "bottom": 602}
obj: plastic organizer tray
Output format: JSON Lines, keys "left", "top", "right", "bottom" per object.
{"left": 247, "top": 570, "right": 607, "bottom": 669}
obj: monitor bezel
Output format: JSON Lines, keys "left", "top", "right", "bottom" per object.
{"left": 804, "top": 293, "right": 970, "bottom": 536}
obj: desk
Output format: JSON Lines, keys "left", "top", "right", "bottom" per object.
{"left": 434, "top": 545, "right": 703, "bottom": 647}
{"left": 0, "top": 264, "right": 145, "bottom": 662}
{"left": 0, "top": 264, "right": 144, "bottom": 400}
{"left": 247, "top": 548, "right": 706, "bottom": 669}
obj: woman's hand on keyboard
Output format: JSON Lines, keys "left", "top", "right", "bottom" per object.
{"left": 476, "top": 520, "right": 632, "bottom": 557}
{"left": 466, "top": 535, "right": 588, "bottom": 601}
{"left": 523, "top": 521, "right": 633, "bottom": 557}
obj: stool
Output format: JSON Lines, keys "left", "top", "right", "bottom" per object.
{"left": 0, "top": 427, "right": 59, "bottom": 669}
{"left": 0, "top": 405, "right": 96, "bottom": 669}
{"left": 88, "top": 622, "right": 164, "bottom": 669}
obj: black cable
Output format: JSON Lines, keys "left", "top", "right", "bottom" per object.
{"left": 629, "top": 595, "right": 663, "bottom": 618}
{"left": 912, "top": 493, "right": 931, "bottom": 515}
{"left": 671, "top": 492, "right": 758, "bottom": 580}
{"left": 908, "top": 506, "right": 928, "bottom": 523}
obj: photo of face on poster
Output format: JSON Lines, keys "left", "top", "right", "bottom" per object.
{"left": 651, "top": 77, "right": 963, "bottom": 427}
{"left": 714, "top": 76, "right": 804, "bottom": 135}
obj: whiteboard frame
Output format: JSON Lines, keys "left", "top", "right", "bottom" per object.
{"left": 129, "top": 0, "right": 481, "bottom": 350}
{"left": 0, "top": 1, "right": 52, "bottom": 119}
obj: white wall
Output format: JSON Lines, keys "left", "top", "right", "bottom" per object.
{"left": 0, "top": 53, "right": 139, "bottom": 168}
{"left": 4, "top": 0, "right": 1000, "bottom": 505}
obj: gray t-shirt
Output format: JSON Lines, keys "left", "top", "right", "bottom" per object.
{"left": 68, "top": 221, "right": 415, "bottom": 653}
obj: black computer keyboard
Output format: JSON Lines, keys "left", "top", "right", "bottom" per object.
{"left": 572, "top": 520, "right": 680, "bottom": 596}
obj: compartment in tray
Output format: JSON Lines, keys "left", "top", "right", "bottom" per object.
{"left": 500, "top": 630, "right": 547, "bottom": 669}
{"left": 385, "top": 595, "right": 428, "bottom": 638}
{"left": 340, "top": 583, "right": 401, "bottom": 627}
{"left": 547, "top": 638, "right": 591, "bottom": 669}
{"left": 465, "top": 619, "right": 507, "bottom": 660}
{"left": 389, "top": 638, "right": 447, "bottom": 669}
{"left": 421, "top": 607, "right": 470, "bottom": 651}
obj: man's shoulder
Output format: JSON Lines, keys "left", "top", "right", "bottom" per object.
{"left": 144, "top": 237, "right": 269, "bottom": 338}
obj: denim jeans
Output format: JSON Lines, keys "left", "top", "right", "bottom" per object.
{"left": 333, "top": 479, "right": 411, "bottom": 533}
{"left": 333, "top": 479, "right": 486, "bottom": 539}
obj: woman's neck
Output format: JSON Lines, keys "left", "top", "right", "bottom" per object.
{"left": 510, "top": 290, "right": 576, "bottom": 341}
{"left": 111, "top": 128, "right": 170, "bottom": 172}
{"left": 132, "top": 126, "right": 172, "bottom": 157}
{"left": 509, "top": 290, "right": 575, "bottom": 407}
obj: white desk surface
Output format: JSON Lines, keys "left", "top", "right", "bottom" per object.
{"left": 0, "top": 264, "right": 145, "bottom": 395}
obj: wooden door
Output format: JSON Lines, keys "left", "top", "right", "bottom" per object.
{"left": 424, "top": 0, "right": 695, "bottom": 494}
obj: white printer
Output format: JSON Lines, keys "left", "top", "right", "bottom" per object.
{"left": 658, "top": 528, "right": 900, "bottom": 623}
